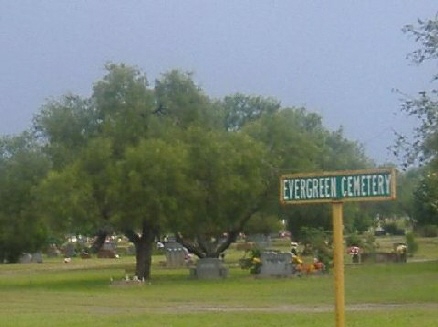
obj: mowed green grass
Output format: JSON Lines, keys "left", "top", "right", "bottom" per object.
{"left": 0, "top": 246, "right": 437, "bottom": 327}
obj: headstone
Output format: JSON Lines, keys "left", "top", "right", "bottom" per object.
{"left": 247, "top": 234, "right": 271, "bottom": 249}
{"left": 125, "top": 245, "right": 136, "bottom": 255}
{"left": 374, "top": 226, "right": 386, "bottom": 236}
{"left": 46, "top": 244, "right": 61, "bottom": 257}
{"left": 164, "top": 242, "right": 186, "bottom": 268}
{"left": 98, "top": 241, "right": 117, "bottom": 258}
{"left": 103, "top": 241, "right": 116, "bottom": 252}
{"left": 361, "top": 252, "right": 399, "bottom": 263}
{"left": 19, "top": 253, "right": 32, "bottom": 264}
{"left": 31, "top": 252, "right": 43, "bottom": 263}
{"left": 190, "top": 258, "right": 228, "bottom": 279}
{"left": 260, "top": 252, "right": 292, "bottom": 277}
{"left": 63, "top": 243, "right": 76, "bottom": 257}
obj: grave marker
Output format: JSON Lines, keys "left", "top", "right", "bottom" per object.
{"left": 19, "top": 253, "right": 32, "bottom": 264}
{"left": 190, "top": 258, "right": 228, "bottom": 279}
{"left": 164, "top": 242, "right": 186, "bottom": 268}
{"left": 259, "top": 252, "right": 292, "bottom": 277}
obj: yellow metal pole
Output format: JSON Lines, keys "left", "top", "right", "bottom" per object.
{"left": 332, "top": 201, "right": 345, "bottom": 327}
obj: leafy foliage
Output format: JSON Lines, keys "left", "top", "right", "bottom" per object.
{"left": 405, "top": 231, "right": 419, "bottom": 255}
{"left": 412, "top": 174, "right": 438, "bottom": 226}
{"left": 2, "top": 62, "right": 378, "bottom": 276}
{"left": 0, "top": 133, "right": 50, "bottom": 262}
{"left": 391, "top": 15, "right": 438, "bottom": 229}
{"left": 394, "top": 16, "right": 438, "bottom": 168}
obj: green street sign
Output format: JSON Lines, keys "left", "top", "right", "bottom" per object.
{"left": 280, "top": 168, "right": 396, "bottom": 204}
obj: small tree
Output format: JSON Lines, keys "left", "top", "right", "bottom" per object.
{"left": 405, "top": 232, "right": 419, "bottom": 257}
{"left": 363, "top": 231, "right": 378, "bottom": 253}
{"left": 299, "top": 227, "right": 333, "bottom": 268}
{"left": 345, "top": 233, "right": 364, "bottom": 248}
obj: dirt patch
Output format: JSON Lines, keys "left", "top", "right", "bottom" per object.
{"left": 166, "top": 303, "right": 438, "bottom": 313}
{"left": 91, "top": 302, "right": 438, "bottom": 314}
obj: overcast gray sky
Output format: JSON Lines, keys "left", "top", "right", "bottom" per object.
{"left": 1, "top": 1, "right": 437, "bottom": 164}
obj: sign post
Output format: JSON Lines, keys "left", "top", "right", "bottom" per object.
{"left": 280, "top": 168, "right": 396, "bottom": 327}
{"left": 332, "top": 201, "right": 345, "bottom": 327}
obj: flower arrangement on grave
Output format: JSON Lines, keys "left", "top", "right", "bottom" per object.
{"left": 248, "top": 249, "right": 262, "bottom": 274}
{"left": 238, "top": 248, "right": 262, "bottom": 274}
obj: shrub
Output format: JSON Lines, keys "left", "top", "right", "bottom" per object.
{"left": 383, "top": 222, "right": 405, "bottom": 236}
{"left": 345, "top": 233, "right": 363, "bottom": 247}
{"left": 363, "top": 231, "right": 378, "bottom": 253}
{"left": 417, "top": 224, "right": 438, "bottom": 237}
{"left": 405, "top": 232, "right": 419, "bottom": 256}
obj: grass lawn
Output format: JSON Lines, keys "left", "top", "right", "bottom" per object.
{"left": 0, "top": 238, "right": 437, "bottom": 327}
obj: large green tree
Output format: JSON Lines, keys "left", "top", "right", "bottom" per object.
{"left": 172, "top": 127, "right": 272, "bottom": 258}
{"left": 35, "top": 135, "right": 188, "bottom": 279}
{"left": 0, "top": 133, "right": 50, "bottom": 262}
{"left": 395, "top": 17, "right": 438, "bottom": 168}
{"left": 33, "top": 64, "right": 227, "bottom": 278}
{"left": 394, "top": 16, "right": 438, "bottom": 226}
{"left": 110, "top": 138, "right": 191, "bottom": 279}
{"left": 32, "top": 63, "right": 376, "bottom": 278}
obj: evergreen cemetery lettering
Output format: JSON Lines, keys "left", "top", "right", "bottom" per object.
{"left": 281, "top": 169, "right": 396, "bottom": 204}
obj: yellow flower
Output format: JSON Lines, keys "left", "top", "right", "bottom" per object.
{"left": 292, "top": 255, "right": 302, "bottom": 264}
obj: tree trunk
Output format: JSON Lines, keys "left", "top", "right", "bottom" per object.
{"left": 125, "top": 221, "right": 157, "bottom": 280}
{"left": 91, "top": 229, "right": 107, "bottom": 253}
{"left": 175, "top": 205, "right": 259, "bottom": 259}
{"left": 134, "top": 235, "right": 154, "bottom": 280}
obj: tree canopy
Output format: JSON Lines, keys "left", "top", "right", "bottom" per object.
{"left": 0, "top": 63, "right": 382, "bottom": 277}
{"left": 394, "top": 16, "right": 438, "bottom": 228}
{"left": 0, "top": 133, "right": 50, "bottom": 262}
